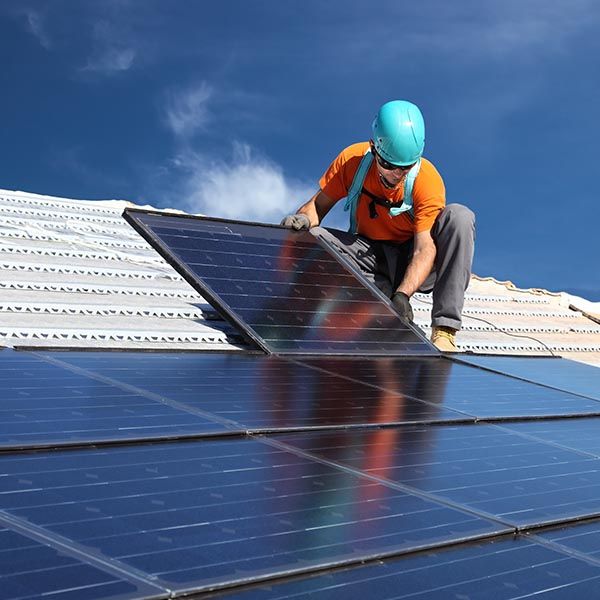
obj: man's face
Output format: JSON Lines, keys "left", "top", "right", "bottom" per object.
{"left": 370, "top": 141, "right": 414, "bottom": 189}
{"left": 375, "top": 161, "right": 409, "bottom": 189}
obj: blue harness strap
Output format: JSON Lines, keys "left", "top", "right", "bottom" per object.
{"left": 343, "top": 149, "right": 421, "bottom": 233}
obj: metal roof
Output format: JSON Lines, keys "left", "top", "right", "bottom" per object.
{"left": 0, "top": 188, "right": 598, "bottom": 365}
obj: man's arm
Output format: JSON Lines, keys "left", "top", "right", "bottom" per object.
{"left": 286, "top": 190, "right": 338, "bottom": 228}
{"left": 395, "top": 229, "right": 436, "bottom": 297}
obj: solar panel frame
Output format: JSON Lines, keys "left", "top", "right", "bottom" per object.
{"left": 122, "top": 209, "right": 436, "bottom": 357}
{"left": 196, "top": 534, "right": 600, "bottom": 600}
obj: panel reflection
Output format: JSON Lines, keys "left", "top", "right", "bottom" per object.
{"left": 37, "top": 351, "right": 465, "bottom": 429}
{"left": 298, "top": 356, "right": 600, "bottom": 418}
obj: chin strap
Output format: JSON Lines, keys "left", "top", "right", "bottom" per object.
{"left": 344, "top": 152, "right": 421, "bottom": 232}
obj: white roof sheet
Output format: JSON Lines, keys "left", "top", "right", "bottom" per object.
{"left": 0, "top": 188, "right": 598, "bottom": 366}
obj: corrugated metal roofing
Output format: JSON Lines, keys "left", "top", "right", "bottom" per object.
{"left": 0, "top": 188, "right": 598, "bottom": 365}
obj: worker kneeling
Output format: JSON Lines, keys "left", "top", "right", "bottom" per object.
{"left": 281, "top": 100, "right": 475, "bottom": 352}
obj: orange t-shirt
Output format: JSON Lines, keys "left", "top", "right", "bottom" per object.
{"left": 319, "top": 142, "right": 446, "bottom": 242}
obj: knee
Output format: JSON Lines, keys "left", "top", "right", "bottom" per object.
{"left": 441, "top": 204, "right": 475, "bottom": 233}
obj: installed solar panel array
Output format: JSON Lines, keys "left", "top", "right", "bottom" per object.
{"left": 2, "top": 210, "right": 600, "bottom": 599}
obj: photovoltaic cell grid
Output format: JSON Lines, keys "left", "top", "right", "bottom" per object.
{"left": 295, "top": 356, "right": 600, "bottom": 419}
{"left": 0, "top": 437, "right": 508, "bottom": 595}
{"left": 0, "top": 349, "right": 231, "bottom": 449}
{"left": 274, "top": 425, "right": 600, "bottom": 528}
{"left": 122, "top": 209, "right": 436, "bottom": 356}
{"left": 454, "top": 355, "right": 600, "bottom": 401}
{"left": 0, "top": 525, "right": 165, "bottom": 600}
{"left": 6, "top": 199, "right": 600, "bottom": 600}
{"left": 30, "top": 350, "right": 467, "bottom": 437}
{"left": 200, "top": 536, "right": 600, "bottom": 600}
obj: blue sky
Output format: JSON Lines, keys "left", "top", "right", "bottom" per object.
{"left": 1, "top": 1, "right": 599, "bottom": 299}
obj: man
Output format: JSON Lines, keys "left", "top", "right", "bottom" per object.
{"left": 281, "top": 100, "right": 475, "bottom": 351}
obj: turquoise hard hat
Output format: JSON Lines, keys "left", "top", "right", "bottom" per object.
{"left": 371, "top": 100, "right": 425, "bottom": 166}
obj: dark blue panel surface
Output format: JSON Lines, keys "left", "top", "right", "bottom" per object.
{"left": 123, "top": 210, "right": 435, "bottom": 356}
{"left": 0, "top": 525, "right": 163, "bottom": 600}
{"left": 202, "top": 536, "right": 600, "bottom": 599}
{"left": 276, "top": 425, "right": 600, "bottom": 528}
{"left": 455, "top": 355, "right": 600, "bottom": 400}
{"left": 536, "top": 518, "right": 600, "bottom": 560}
{"left": 0, "top": 438, "right": 506, "bottom": 594}
{"left": 0, "top": 350, "right": 228, "bottom": 449}
{"left": 37, "top": 351, "right": 468, "bottom": 429}
{"left": 502, "top": 418, "right": 600, "bottom": 458}
{"left": 296, "top": 356, "right": 600, "bottom": 418}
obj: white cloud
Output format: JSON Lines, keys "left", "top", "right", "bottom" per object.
{"left": 80, "top": 20, "right": 136, "bottom": 74}
{"left": 163, "top": 82, "right": 213, "bottom": 138}
{"left": 164, "top": 143, "right": 314, "bottom": 223}
{"left": 24, "top": 8, "right": 51, "bottom": 49}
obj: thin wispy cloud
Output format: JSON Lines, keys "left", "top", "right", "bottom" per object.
{"left": 160, "top": 143, "right": 313, "bottom": 223}
{"left": 23, "top": 8, "right": 51, "bottom": 49}
{"left": 80, "top": 20, "right": 136, "bottom": 74}
{"left": 163, "top": 82, "right": 214, "bottom": 138}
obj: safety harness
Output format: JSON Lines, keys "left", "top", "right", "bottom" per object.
{"left": 343, "top": 149, "right": 421, "bottom": 234}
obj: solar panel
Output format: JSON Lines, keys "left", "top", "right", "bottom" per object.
{"left": 536, "top": 518, "right": 600, "bottom": 561}
{"left": 0, "top": 349, "right": 229, "bottom": 450}
{"left": 0, "top": 524, "right": 165, "bottom": 600}
{"left": 200, "top": 536, "right": 600, "bottom": 599}
{"left": 296, "top": 356, "right": 600, "bottom": 419}
{"left": 454, "top": 355, "right": 600, "bottom": 401}
{"left": 36, "top": 350, "right": 469, "bottom": 431}
{"left": 0, "top": 437, "right": 507, "bottom": 594}
{"left": 123, "top": 209, "right": 436, "bottom": 356}
{"left": 501, "top": 418, "right": 600, "bottom": 458}
{"left": 275, "top": 426, "right": 600, "bottom": 528}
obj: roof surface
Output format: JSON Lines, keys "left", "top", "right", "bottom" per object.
{"left": 2, "top": 189, "right": 600, "bottom": 600}
{"left": 0, "top": 188, "right": 598, "bottom": 365}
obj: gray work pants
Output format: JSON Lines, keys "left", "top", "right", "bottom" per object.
{"left": 311, "top": 203, "right": 475, "bottom": 330}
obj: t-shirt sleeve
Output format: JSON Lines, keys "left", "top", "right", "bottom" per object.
{"left": 318, "top": 146, "right": 362, "bottom": 201}
{"left": 412, "top": 160, "right": 446, "bottom": 233}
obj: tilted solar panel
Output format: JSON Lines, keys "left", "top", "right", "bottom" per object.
{"left": 123, "top": 209, "right": 436, "bottom": 356}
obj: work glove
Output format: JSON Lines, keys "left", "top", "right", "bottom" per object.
{"left": 391, "top": 292, "right": 414, "bottom": 322}
{"left": 280, "top": 213, "right": 310, "bottom": 230}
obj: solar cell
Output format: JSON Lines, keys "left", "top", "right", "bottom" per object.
{"left": 454, "top": 355, "right": 600, "bottom": 401}
{"left": 123, "top": 209, "right": 435, "bottom": 356}
{"left": 0, "top": 437, "right": 507, "bottom": 594}
{"left": 0, "top": 349, "right": 229, "bottom": 450}
{"left": 200, "top": 536, "right": 600, "bottom": 600}
{"left": 275, "top": 425, "right": 600, "bottom": 528}
{"left": 37, "top": 350, "right": 469, "bottom": 430}
{"left": 0, "top": 525, "right": 164, "bottom": 600}
{"left": 296, "top": 356, "right": 600, "bottom": 419}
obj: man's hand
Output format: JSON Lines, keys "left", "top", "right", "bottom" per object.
{"left": 391, "top": 292, "right": 414, "bottom": 322}
{"left": 280, "top": 213, "right": 311, "bottom": 230}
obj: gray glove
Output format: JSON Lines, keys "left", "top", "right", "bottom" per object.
{"left": 391, "top": 292, "right": 414, "bottom": 322}
{"left": 280, "top": 213, "right": 310, "bottom": 230}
